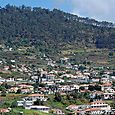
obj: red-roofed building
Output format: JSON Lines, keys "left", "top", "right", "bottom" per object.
{"left": 0, "top": 108, "right": 9, "bottom": 113}
{"left": 101, "top": 82, "right": 112, "bottom": 91}
{"left": 90, "top": 100, "right": 111, "bottom": 111}
{"left": 26, "top": 94, "right": 47, "bottom": 101}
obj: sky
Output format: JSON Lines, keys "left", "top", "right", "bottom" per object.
{"left": 0, "top": 0, "right": 114, "bottom": 23}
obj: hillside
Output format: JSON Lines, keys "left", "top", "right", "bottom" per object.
{"left": 0, "top": 5, "right": 115, "bottom": 55}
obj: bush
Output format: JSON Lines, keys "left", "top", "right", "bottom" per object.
{"left": 54, "top": 92, "right": 62, "bottom": 102}
{"left": 11, "top": 100, "right": 17, "bottom": 108}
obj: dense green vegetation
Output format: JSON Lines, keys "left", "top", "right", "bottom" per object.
{"left": 0, "top": 5, "right": 115, "bottom": 55}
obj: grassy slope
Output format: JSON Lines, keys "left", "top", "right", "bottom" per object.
{"left": 61, "top": 48, "right": 115, "bottom": 67}
{"left": 13, "top": 108, "right": 52, "bottom": 115}
{"left": 0, "top": 94, "right": 52, "bottom": 115}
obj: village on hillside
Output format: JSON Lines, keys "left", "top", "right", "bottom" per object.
{"left": 0, "top": 3, "right": 115, "bottom": 115}
{"left": 0, "top": 52, "right": 115, "bottom": 115}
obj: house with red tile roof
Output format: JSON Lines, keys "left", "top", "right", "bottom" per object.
{"left": 25, "top": 93, "right": 47, "bottom": 101}
{"left": 0, "top": 108, "right": 9, "bottom": 113}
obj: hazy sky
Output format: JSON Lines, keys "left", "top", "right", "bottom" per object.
{"left": 0, "top": 0, "right": 114, "bottom": 22}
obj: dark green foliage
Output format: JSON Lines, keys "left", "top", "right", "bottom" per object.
{"left": 79, "top": 86, "right": 85, "bottom": 90}
{"left": 95, "top": 94, "right": 102, "bottom": 100}
{"left": 34, "top": 99, "right": 43, "bottom": 105}
{"left": 88, "top": 85, "right": 101, "bottom": 91}
{"left": 78, "top": 65, "right": 86, "bottom": 71}
{"left": 0, "top": 5, "right": 115, "bottom": 54}
{"left": 112, "top": 81, "right": 115, "bottom": 87}
{"left": 1, "top": 83, "right": 11, "bottom": 89}
{"left": 16, "top": 89, "right": 21, "bottom": 94}
{"left": 111, "top": 72, "right": 115, "bottom": 76}
{"left": 1, "top": 90, "right": 6, "bottom": 96}
{"left": 54, "top": 92, "right": 62, "bottom": 102}
{"left": 109, "top": 52, "right": 113, "bottom": 57}
{"left": 0, "top": 85, "right": 5, "bottom": 91}
{"left": 70, "top": 91, "right": 90, "bottom": 100}
{"left": 39, "top": 83, "right": 46, "bottom": 87}
{"left": 11, "top": 100, "right": 17, "bottom": 108}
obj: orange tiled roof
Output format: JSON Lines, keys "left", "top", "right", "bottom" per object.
{"left": 28, "top": 94, "right": 44, "bottom": 97}
{"left": 85, "top": 108, "right": 101, "bottom": 112}
{"left": 0, "top": 109, "right": 9, "bottom": 113}
{"left": 90, "top": 100, "right": 105, "bottom": 104}
{"left": 92, "top": 91, "right": 104, "bottom": 94}
{"left": 102, "top": 82, "right": 112, "bottom": 86}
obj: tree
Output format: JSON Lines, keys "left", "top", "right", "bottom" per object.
{"left": 83, "top": 92, "right": 90, "bottom": 99}
{"left": 95, "top": 85, "right": 101, "bottom": 91}
{"left": 11, "top": 100, "right": 17, "bottom": 108}
{"left": 34, "top": 99, "right": 43, "bottom": 105}
{"left": 79, "top": 86, "right": 85, "bottom": 90}
{"left": 1, "top": 90, "right": 6, "bottom": 97}
{"left": 78, "top": 65, "right": 86, "bottom": 71}
{"left": 66, "top": 94, "right": 71, "bottom": 100}
{"left": 16, "top": 89, "right": 21, "bottom": 94}
{"left": 54, "top": 92, "right": 62, "bottom": 102}
{"left": 0, "top": 4, "right": 114, "bottom": 56}
{"left": 88, "top": 85, "right": 101, "bottom": 91}
{"left": 0, "top": 86, "right": 5, "bottom": 91}
{"left": 88, "top": 85, "right": 94, "bottom": 91}
{"left": 109, "top": 52, "right": 113, "bottom": 57}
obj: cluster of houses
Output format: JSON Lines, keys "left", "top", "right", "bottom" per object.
{"left": 0, "top": 58, "right": 115, "bottom": 115}
{"left": 66, "top": 100, "right": 112, "bottom": 115}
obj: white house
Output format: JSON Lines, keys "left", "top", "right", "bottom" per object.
{"left": 6, "top": 78, "right": 15, "bottom": 82}
{"left": 26, "top": 94, "right": 47, "bottom": 101}
{"left": 85, "top": 108, "right": 105, "bottom": 115}
{"left": 72, "top": 74, "right": 90, "bottom": 83}
{"left": 0, "top": 77, "right": 5, "bottom": 83}
{"left": 80, "top": 100, "right": 112, "bottom": 115}
{"left": 103, "top": 93, "right": 115, "bottom": 100}
{"left": 29, "top": 105, "right": 50, "bottom": 113}
{"left": 90, "top": 100, "right": 111, "bottom": 112}
{"left": 53, "top": 109, "right": 65, "bottom": 115}
{"left": 101, "top": 83, "right": 112, "bottom": 91}
{"left": 17, "top": 100, "right": 33, "bottom": 108}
